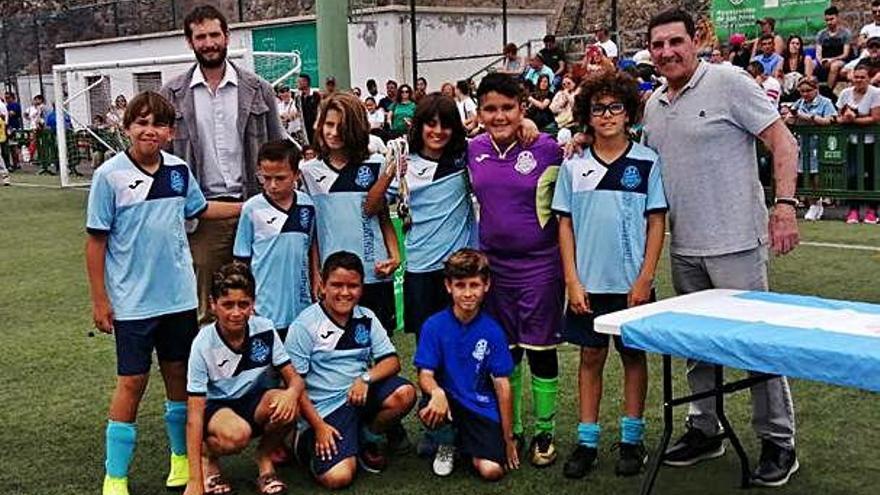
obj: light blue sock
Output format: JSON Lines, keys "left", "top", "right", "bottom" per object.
{"left": 105, "top": 420, "right": 137, "bottom": 478}
{"left": 577, "top": 422, "right": 601, "bottom": 448}
{"left": 620, "top": 416, "right": 645, "bottom": 445}
{"left": 164, "top": 401, "right": 187, "bottom": 456}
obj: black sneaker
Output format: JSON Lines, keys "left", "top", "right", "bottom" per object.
{"left": 528, "top": 432, "right": 558, "bottom": 467}
{"left": 614, "top": 442, "right": 648, "bottom": 477}
{"left": 562, "top": 444, "right": 598, "bottom": 479}
{"left": 751, "top": 440, "right": 799, "bottom": 487}
{"left": 358, "top": 441, "right": 388, "bottom": 473}
{"left": 387, "top": 422, "right": 413, "bottom": 455}
{"left": 663, "top": 428, "right": 725, "bottom": 467}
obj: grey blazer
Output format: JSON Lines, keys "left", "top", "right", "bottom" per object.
{"left": 160, "top": 62, "right": 283, "bottom": 198}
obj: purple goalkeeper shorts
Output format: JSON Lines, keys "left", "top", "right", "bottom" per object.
{"left": 484, "top": 278, "right": 564, "bottom": 349}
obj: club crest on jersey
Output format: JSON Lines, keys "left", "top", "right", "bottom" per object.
{"left": 621, "top": 165, "right": 642, "bottom": 190}
{"left": 299, "top": 208, "right": 312, "bottom": 229}
{"left": 472, "top": 339, "right": 488, "bottom": 362}
{"left": 249, "top": 338, "right": 271, "bottom": 364}
{"left": 169, "top": 170, "right": 185, "bottom": 194}
{"left": 354, "top": 323, "right": 370, "bottom": 345}
{"left": 355, "top": 165, "right": 374, "bottom": 189}
{"left": 514, "top": 151, "right": 538, "bottom": 175}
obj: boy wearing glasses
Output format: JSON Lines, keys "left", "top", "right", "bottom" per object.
{"left": 552, "top": 72, "right": 667, "bottom": 479}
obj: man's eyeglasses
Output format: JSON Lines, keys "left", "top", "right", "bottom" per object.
{"left": 590, "top": 102, "right": 626, "bottom": 117}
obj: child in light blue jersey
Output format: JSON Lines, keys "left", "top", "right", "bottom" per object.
{"left": 299, "top": 92, "right": 400, "bottom": 334}
{"left": 85, "top": 91, "right": 242, "bottom": 495}
{"left": 552, "top": 72, "right": 667, "bottom": 479}
{"left": 184, "top": 262, "right": 304, "bottom": 495}
{"left": 234, "top": 140, "right": 318, "bottom": 340}
{"left": 288, "top": 252, "right": 416, "bottom": 489}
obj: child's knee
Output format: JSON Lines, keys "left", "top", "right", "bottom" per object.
{"left": 213, "top": 423, "right": 252, "bottom": 452}
{"left": 473, "top": 459, "right": 505, "bottom": 481}
{"left": 317, "top": 459, "right": 356, "bottom": 489}
{"left": 579, "top": 347, "right": 608, "bottom": 368}
{"left": 384, "top": 383, "right": 417, "bottom": 413}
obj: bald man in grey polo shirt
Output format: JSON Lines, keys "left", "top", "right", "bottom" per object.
{"left": 642, "top": 10, "right": 801, "bottom": 488}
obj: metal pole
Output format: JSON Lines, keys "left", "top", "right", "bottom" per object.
{"left": 410, "top": 0, "right": 418, "bottom": 85}
{"left": 611, "top": 0, "right": 618, "bottom": 46}
{"left": 113, "top": 0, "right": 120, "bottom": 37}
{"left": 33, "top": 15, "right": 44, "bottom": 97}
{"left": 171, "top": 0, "right": 177, "bottom": 29}
{"left": 238, "top": 0, "right": 245, "bottom": 22}
{"left": 502, "top": 0, "right": 508, "bottom": 47}
{"left": 315, "top": 0, "right": 351, "bottom": 89}
{"left": 54, "top": 69, "right": 70, "bottom": 187}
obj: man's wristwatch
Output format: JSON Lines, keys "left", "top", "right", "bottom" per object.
{"left": 360, "top": 372, "right": 372, "bottom": 384}
{"left": 774, "top": 197, "right": 798, "bottom": 208}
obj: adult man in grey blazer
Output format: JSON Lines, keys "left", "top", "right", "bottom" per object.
{"left": 161, "top": 5, "right": 283, "bottom": 323}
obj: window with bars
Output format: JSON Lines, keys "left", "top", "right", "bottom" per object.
{"left": 134, "top": 72, "right": 163, "bottom": 93}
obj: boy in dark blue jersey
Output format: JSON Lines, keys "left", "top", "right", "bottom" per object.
{"left": 85, "top": 91, "right": 242, "bottom": 495}
{"left": 414, "top": 249, "right": 518, "bottom": 479}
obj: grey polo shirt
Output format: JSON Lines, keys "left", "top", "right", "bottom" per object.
{"left": 643, "top": 62, "right": 778, "bottom": 257}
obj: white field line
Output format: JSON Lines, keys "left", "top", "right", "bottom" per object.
{"left": 662, "top": 232, "right": 880, "bottom": 252}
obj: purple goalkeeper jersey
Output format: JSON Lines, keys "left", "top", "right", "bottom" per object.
{"left": 468, "top": 133, "right": 562, "bottom": 285}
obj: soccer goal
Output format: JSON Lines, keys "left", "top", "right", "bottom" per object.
{"left": 52, "top": 49, "right": 301, "bottom": 188}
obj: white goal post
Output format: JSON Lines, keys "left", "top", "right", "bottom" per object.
{"left": 52, "top": 49, "right": 301, "bottom": 188}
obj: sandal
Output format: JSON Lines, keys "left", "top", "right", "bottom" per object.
{"left": 256, "top": 473, "right": 288, "bottom": 495}
{"left": 204, "top": 473, "right": 234, "bottom": 495}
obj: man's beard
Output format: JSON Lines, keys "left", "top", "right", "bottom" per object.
{"left": 195, "top": 46, "right": 227, "bottom": 69}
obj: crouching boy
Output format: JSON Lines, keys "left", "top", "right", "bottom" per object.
{"left": 414, "top": 248, "right": 519, "bottom": 480}
{"left": 287, "top": 251, "right": 417, "bottom": 489}
{"left": 184, "top": 262, "right": 304, "bottom": 495}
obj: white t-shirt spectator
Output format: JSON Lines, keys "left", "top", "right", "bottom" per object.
{"left": 861, "top": 23, "right": 880, "bottom": 46}
{"left": 368, "top": 134, "right": 387, "bottom": 155}
{"left": 598, "top": 39, "right": 619, "bottom": 58}
{"left": 456, "top": 97, "right": 477, "bottom": 124}
{"left": 367, "top": 108, "right": 386, "bottom": 130}
{"left": 837, "top": 85, "right": 880, "bottom": 143}
{"left": 277, "top": 98, "right": 301, "bottom": 134}
{"left": 761, "top": 76, "right": 782, "bottom": 109}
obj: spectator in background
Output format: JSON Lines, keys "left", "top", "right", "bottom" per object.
{"left": 550, "top": 75, "right": 577, "bottom": 130}
{"left": 498, "top": 42, "right": 525, "bottom": 76}
{"left": 842, "top": 36, "right": 880, "bottom": 83}
{"left": 388, "top": 83, "right": 416, "bottom": 136}
{"left": 277, "top": 85, "right": 305, "bottom": 145}
{"left": 782, "top": 77, "right": 836, "bottom": 221}
{"left": 780, "top": 35, "right": 815, "bottom": 98}
{"left": 323, "top": 76, "right": 338, "bottom": 97}
{"left": 858, "top": 1, "right": 880, "bottom": 54}
{"left": 440, "top": 82, "right": 456, "bottom": 99}
{"left": 25, "top": 94, "right": 46, "bottom": 130}
{"left": 352, "top": 86, "right": 362, "bottom": 99}
{"left": 747, "top": 61, "right": 782, "bottom": 109}
{"left": 539, "top": 34, "right": 568, "bottom": 87}
{"left": 454, "top": 79, "right": 478, "bottom": 134}
{"left": 365, "top": 96, "right": 386, "bottom": 131}
{"left": 594, "top": 26, "right": 618, "bottom": 60}
{"left": 0, "top": 96, "right": 9, "bottom": 185}
{"left": 709, "top": 48, "right": 730, "bottom": 65}
{"left": 751, "top": 17, "right": 785, "bottom": 56}
{"left": 573, "top": 44, "right": 615, "bottom": 81}
{"left": 524, "top": 54, "right": 557, "bottom": 91}
{"left": 837, "top": 63, "right": 880, "bottom": 224}
{"left": 4, "top": 92, "right": 22, "bottom": 169}
{"left": 379, "top": 80, "right": 398, "bottom": 112}
{"left": 752, "top": 34, "right": 784, "bottom": 77}
{"left": 694, "top": 17, "right": 719, "bottom": 60}
{"left": 297, "top": 73, "right": 321, "bottom": 144}
{"left": 728, "top": 33, "right": 752, "bottom": 69}
{"left": 365, "top": 78, "right": 382, "bottom": 101}
{"left": 526, "top": 74, "right": 555, "bottom": 131}
{"left": 816, "top": 6, "right": 853, "bottom": 91}
{"left": 105, "top": 94, "right": 127, "bottom": 132}
{"left": 415, "top": 77, "right": 428, "bottom": 102}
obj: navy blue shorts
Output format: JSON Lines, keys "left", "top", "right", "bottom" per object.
{"left": 563, "top": 293, "right": 653, "bottom": 356}
{"left": 296, "top": 375, "right": 413, "bottom": 476}
{"left": 113, "top": 309, "right": 199, "bottom": 376}
{"left": 205, "top": 386, "right": 269, "bottom": 437}
{"left": 403, "top": 269, "right": 450, "bottom": 335}
{"left": 361, "top": 282, "right": 396, "bottom": 336}
{"left": 418, "top": 394, "right": 506, "bottom": 465}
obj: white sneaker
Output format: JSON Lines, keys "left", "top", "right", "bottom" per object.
{"left": 2, "top": 176, "right": 9, "bottom": 186}
{"left": 432, "top": 444, "right": 456, "bottom": 477}
{"left": 804, "top": 204, "right": 817, "bottom": 221}
{"left": 814, "top": 203, "right": 824, "bottom": 220}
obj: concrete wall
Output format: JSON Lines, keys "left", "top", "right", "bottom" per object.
{"left": 349, "top": 9, "right": 551, "bottom": 91}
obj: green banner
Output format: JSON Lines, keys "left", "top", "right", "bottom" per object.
{"left": 711, "top": 0, "right": 829, "bottom": 40}
{"left": 251, "top": 23, "right": 319, "bottom": 87}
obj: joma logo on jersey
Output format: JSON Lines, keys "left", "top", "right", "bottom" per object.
{"left": 128, "top": 179, "right": 144, "bottom": 190}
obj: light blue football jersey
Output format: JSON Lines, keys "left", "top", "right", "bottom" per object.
{"left": 233, "top": 192, "right": 316, "bottom": 329}
{"left": 86, "top": 151, "right": 207, "bottom": 320}
{"left": 552, "top": 142, "right": 668, "bottom": 294}
{"left": 187, "top": 316, "right": 290, "bottom": 400}
{"left": 300, "top": 157, "right": 390, "bottom": 284}
{"left": 388, "top": 152, "right": 477, "bottom": 273}
{"left": 286, "top": 303, "right": 397, "bottom": 419}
